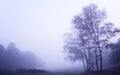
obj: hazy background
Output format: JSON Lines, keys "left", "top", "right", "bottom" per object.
{"left": 0, "top": 0, "right": 120, "bottom": 71}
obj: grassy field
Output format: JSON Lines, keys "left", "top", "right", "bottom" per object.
{"left": 0, "top": 72, "right": 80, "bottom": 75}
{"left": 0, "top": 70, "right": 120, "bottom": 75}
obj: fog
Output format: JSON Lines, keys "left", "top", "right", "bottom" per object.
{"left": 0, "top": 43, "right": 43, "bottom": 70}
{"left": 0, "top": 0, "right": 120, "bottom": 72}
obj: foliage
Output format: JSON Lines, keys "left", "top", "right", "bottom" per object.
{"left": 64, "top": 3, "right": 120, "bottom": 72}
{"left": 0, "top": 42, "right": 40, "bottom": 70}
{"left": 108, "top": 39, "right": 120, "bottom": 64}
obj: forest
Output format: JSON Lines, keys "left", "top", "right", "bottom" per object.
{"left": 0, "top": 42, "right": 42, "bottom": 71}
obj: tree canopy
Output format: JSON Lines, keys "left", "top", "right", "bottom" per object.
{"left": 64, "top": 3, "right": 120, "bottom": 72}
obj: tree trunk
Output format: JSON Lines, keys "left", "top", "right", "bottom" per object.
{"left": 90, "top": 51, "right": 94, "bottom": 71}
{"left": 95, "top": 49, "right": 99, "bottom": 71}
{"left": 99, "top": 49, "right": 102, "bottom": 71}
{"left": 96, "top": 36, "right": 102, "bottom": 71}
{"left": 82, "top": 58, "right": 87, "bottom": 72}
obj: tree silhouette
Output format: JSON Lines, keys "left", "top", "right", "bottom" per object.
{"left": 0, "top": 42, "right": 43, "bottom": 71}
{"left": 108, "top": 39, "right": 120, "bottom": 64}
{"left": 64, "top": 3, "right": 120, "bottom": 72}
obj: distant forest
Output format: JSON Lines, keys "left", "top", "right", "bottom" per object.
{"left": 0, "top": 42, "right": 41, "bottom": 71}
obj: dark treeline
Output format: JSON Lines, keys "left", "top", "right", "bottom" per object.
{"left": 0, "top": 42, "right": 42, "bottom": 71}
{"left": 107, "top": 39, "right": 120, "bottom": 71}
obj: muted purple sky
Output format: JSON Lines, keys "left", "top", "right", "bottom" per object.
{"left": 0, "top": 0, "right": 120, "bottom": 71}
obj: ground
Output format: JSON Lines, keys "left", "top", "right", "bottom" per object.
{"left": 0, "top": 70, "right": 120, "bottom": 75}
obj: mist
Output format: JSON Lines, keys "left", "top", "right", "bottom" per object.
{"left": 0, "top": 42, "right": 44, "bottom": 71}
{"left": 1, "top": 0, "right": 120, "bottom": 75}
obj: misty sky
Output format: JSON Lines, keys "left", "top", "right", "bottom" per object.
{"left": 0, "top": 0, "right": 120, "bottom": 71}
